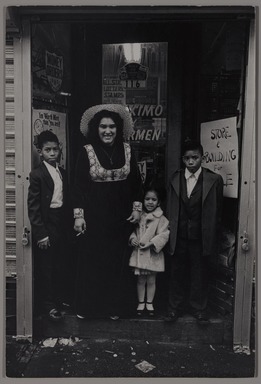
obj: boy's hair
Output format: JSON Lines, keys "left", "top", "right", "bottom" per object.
{"left": 37, "top": 130, "right": 59, "bottom": 149}
{"left": 182, "top": 140, "right": 204, "bottom": 156}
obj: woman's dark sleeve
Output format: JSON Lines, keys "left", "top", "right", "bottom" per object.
{"left": 73, "top": 147, "right": 90, "bottom": 209}
{"left": 129, "top": 147, "right": 143, "bottom": 203}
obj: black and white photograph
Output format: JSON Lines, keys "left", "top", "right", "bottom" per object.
{"left": 1, "top": 1, "right": 258, "bottom": 380}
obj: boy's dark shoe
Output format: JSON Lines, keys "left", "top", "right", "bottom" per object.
{"left": 193, "top": 310, "right": 209, "bottom": 324}
{"left": 76, "top": 314, "right": 86, "bottom": 319}
{"left": 48, "top": 308, "right": 63, "bottom": 322}
{"left": 165, "top": 310, "right": 180, "bottom": 322}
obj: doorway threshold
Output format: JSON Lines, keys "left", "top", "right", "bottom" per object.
{"left": 33, "top": 312, "right": 233, "bottom": 346}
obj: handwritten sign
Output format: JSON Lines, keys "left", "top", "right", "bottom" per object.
{"left": 200, "top": 117, "right": 238, "bottom": 198}
{"left": 32, "top": 109, "right": 67, "bottom": 169}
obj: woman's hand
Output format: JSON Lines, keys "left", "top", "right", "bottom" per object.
{"left": 127, "top": 210, "right": 141, "bottom": 224}
{"left": 74, "top": 217, "right": 86, "bottom": 233}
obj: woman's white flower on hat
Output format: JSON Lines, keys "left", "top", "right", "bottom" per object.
{"left": 80, "top": 104, "right": 134, "bottom": 140}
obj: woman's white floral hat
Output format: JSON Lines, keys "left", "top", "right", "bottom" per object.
{"left": 80, "top": 104, "right": 134, "bottom": 140}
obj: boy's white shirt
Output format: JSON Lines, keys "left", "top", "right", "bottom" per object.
{"left": 185, "top": 166, "right": 202, "bottom": 198}
{"left": 43, "top": 161, "right": 63, "bottom": 208}
{"left": 38, "top": 161, "right": 63, "bottom": 244}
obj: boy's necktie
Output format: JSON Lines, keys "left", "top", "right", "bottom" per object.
{"left": 56, "top": 167, "right": 62, "bottom": 180}
{"left": 187, "top": 173, "right": 196, "bottom": 198}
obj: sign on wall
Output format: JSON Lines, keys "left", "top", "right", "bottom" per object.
{"left": 31, "top": 23, "right": 71, "bottom": 105}
{"left": 200, "top": 116, "right": 239, "bottom": 198}
{"left": 32, "top": 109, "right": 67, "bottom": 169}
{"left": 45, "top": 51, "right": 63, "bottom": 92}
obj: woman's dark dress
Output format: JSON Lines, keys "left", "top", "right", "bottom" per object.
{"left": 73, "top": 141, "right": 142, "bottom": 317}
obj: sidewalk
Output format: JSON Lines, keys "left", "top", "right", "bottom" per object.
{"left": 5, "top": 315, "right": 256, "bottom": 378}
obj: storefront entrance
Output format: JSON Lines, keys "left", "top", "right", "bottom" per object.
{"left": 6, "top": 6, "right": 255, "bottom": 353}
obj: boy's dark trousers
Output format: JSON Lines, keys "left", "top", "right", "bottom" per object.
{"left": 168, "top": 172, "right": 208, "bottom": 314}
{"left": 168, "top": 237, "right": 208, "bottom": 314}
{"left": 33, "top": 207, "right": 72, "bottom": 315}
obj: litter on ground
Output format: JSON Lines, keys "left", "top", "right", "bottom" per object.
{"left": 58, "top": 337, "right": 81, "bottom": 346}
{"left": 135, "top": 360, "right": 156, "bottom": 373}
{"left": 42, "top": 338, "right": 58, "bottom": 348}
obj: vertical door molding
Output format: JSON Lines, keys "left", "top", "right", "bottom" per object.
{"left": 233, "top": 19, "right": 255, "bottom": 354}
{"left": 14, "top": 18, "right": 32, "bottom": 341}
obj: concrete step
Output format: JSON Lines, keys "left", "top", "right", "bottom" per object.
{"left": 33, "top": 313, "right": 233, "bottom": 345}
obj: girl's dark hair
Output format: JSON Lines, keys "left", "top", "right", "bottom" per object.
{"left": 143, "top": 181, "right": 166, "bottom": 203}
{"left": 86, "top": 110, "right": 124, "bottom": 145}
{"left": 182, "top": 140, "right": 204, "bottom": 156}
{"left": 37, "top": 130, "right": 59, "bottom": 149}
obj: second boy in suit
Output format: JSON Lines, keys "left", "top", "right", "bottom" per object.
{"left": 166, "top": 140, "right": 223, "bottom": 324}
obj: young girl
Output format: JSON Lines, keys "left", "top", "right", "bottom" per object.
{"left": 129, "top": 185, "right": 170, "bottom": 316}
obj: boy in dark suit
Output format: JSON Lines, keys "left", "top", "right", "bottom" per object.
{"left": 28, "top": 130, "right": 72, "bottom": 321}
{"left": 166, "top": 140, "right": 223, "bottom": 324}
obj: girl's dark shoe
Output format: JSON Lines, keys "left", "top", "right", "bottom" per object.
{"left": 146, "top": 302, "right": 154, "bottom": 316}
{"left": 137, "top": 302, "right": 145, "bottom": 316}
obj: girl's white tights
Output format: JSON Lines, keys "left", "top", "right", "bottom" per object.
{"left": 137, "top": 273, "right": 156, "bottom": 310}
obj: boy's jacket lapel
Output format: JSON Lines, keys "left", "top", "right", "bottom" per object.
{"left": 40, "top": 162, "right": 54, "bottom": 191}
{"left": 171, "top": 168, "right": 218, "bottom": 205}
{"left": 202, "top": 169, "right": 218, "bottom": 204}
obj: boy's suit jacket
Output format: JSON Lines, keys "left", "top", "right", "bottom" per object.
{"left": 28, "top": 162, "right": 71, "bottom": 243}
{"left": 167, "top": 167, "right": 223, "bottom": 258}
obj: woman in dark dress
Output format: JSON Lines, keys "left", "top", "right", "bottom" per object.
{"left": 73, "top": 104, "right": 143, "bottom": 319}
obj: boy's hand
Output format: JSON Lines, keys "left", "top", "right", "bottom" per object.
{"left": 127, "top": 210, "right": 141, "bottom": 224}
{"left": 130, "top": 238, "right": 139, "bottom": 247}
{"left": 139, "top": 241, "right": 152, "bottom": 250}
{"left": 38, "top": 238, "right": 50, "bottom": 250}
{"left": 74, "top": 217, "right": 86, "bottom": 233}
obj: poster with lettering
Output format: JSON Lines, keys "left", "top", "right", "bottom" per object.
{"left": 200, "top": 116, "right": 239, "bottom": 198}
{"left": 32, "top": 109, "right": 67, "bottom": 169}
{"left": 102, "top": 42, "right": 168, "bottom": 146}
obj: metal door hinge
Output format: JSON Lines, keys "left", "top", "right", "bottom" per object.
{"left": 241, "top": 231, "right": 249, "bottom": 251}
{"left": 22, "top": 226, "right": 30, "bottom": 246}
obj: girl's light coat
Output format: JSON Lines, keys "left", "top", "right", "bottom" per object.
{"left": 129, "top": 207, "right": 170, "bottom": 272}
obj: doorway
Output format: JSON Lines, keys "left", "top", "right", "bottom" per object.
{"left": 10, "top": 8, "right": 255, "bottom": 348}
